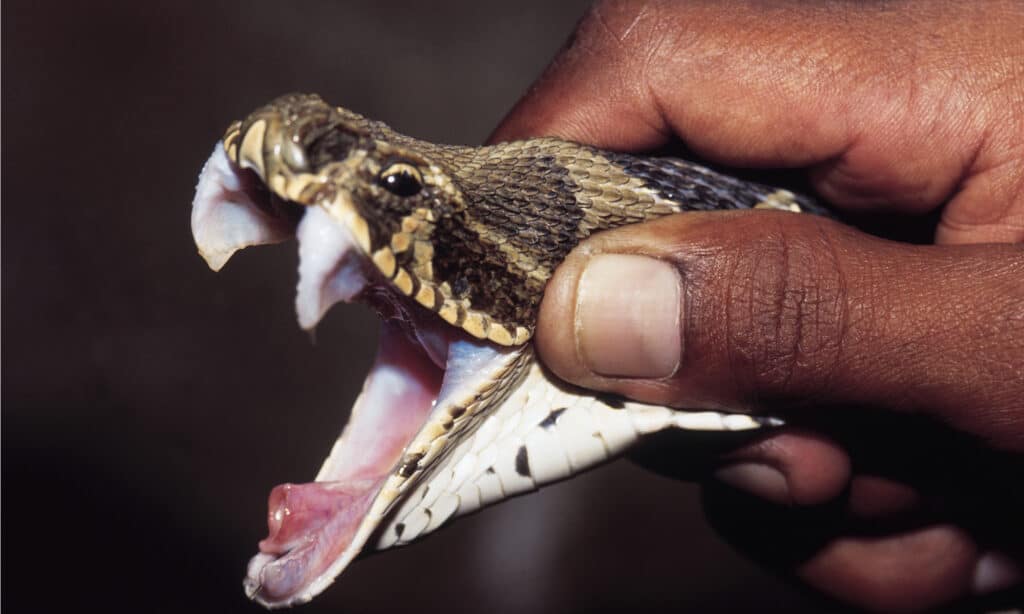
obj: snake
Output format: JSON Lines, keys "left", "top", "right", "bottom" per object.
{"left": 191, "top": 93, "right": 833, "bottom": 608}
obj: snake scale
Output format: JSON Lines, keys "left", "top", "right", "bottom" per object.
{"left": 190, "top": 93, "right": 832, "bottom": 607}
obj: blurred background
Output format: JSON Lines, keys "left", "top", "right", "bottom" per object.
{"left": 4, "top": 2, "right": 826, "bottom": 612}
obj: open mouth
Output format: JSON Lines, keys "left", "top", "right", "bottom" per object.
{"left": 192, "top": 144, "right": 524, "bottom": 607}
{"left": 192, "top": 94, "right": 782, "bottom": 608}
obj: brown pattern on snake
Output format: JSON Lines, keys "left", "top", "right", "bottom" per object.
{"left": 224, "top": 93, "right": 832, "bottom": 345}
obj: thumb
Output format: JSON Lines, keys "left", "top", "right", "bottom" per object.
{"left": 536, "top": 210, "right": 1024, "bottom": 450}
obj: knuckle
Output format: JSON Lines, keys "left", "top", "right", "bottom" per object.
{"left": 721, "top": 217, "right": 850, "bottom": 401}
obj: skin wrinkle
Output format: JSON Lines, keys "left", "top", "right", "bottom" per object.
{"left": 723, "top": 233, "right": 753, "bottom": 403}
{"left": 930, "top": 12, "right": 1024, "bottom": 240}
{"left": 815, "top": 61, "right": 968, "bottom": 211}
{"left": 749, "top": 225, "right": 803, "bottom": 402}
{"left": 590, "top": 0, "right": 647, "bottom": 47}
{"left": 717, "top": 243, "right": 742, "bottom": 408}
{"left": 807, "top": 218, "right": 848, "bottom": 397}
{"left": 585, "top": 11, "right": 636, "bottom": 98}
{"left": 760, "top": 222, "right": 845, "bottom": 402}
{"left": 614, "top": 4, "right": 647, "bottom": 43}
{"left": 943, "top": 143, "right": 1024, "bottom": 242}
{"left": 635, "top": 22, "right": 674, "bottom": 133}
{"left": 765, "top": 226, "right": 790, "bottom": 393}
{"left": 768, "top": 229, "right": 801, "bottom": 396}
{"left": 590, "top": 1, "right": 673, "bottom": 146}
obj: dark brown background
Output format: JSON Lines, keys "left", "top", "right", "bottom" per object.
{"left": 3, "top": 2, "right": 825, "bottom": 612}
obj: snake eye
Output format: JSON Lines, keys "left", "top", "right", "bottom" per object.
{"left": 379, "top": 163, "right": 423, "bottom": 197}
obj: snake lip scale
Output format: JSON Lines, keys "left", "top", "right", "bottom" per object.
{"left": 191, "top": 94, "right": 817, "bottom": 608}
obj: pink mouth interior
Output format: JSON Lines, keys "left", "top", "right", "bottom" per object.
{"left": 251, "top": 313, "right": 450, "bottom": 602}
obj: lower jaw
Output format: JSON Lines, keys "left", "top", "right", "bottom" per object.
{"left": 246, "top": 319, "right": 447, "bottom": 605}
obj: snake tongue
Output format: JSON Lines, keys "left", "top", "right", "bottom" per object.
{"left": 249, "top": 482, "right": 376, "bottom": 602}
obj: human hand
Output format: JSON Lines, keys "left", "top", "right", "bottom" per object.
{"left": 491, "top": 1, "right": 1024, "bottom": 610}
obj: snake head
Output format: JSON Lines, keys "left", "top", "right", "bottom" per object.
{"left": 192, "top": 95, "right": 535, "bottom": 606}
{"left": 200, "top": 93, "right": 532, "bottom": 346}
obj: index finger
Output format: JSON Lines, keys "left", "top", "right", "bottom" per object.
{"left": 490, "top": 0, "right": 1024, "bottom": 234}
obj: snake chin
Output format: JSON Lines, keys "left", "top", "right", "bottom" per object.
{"left": 193, "top": 143, "right": 511, "bottom": 607}
{"left": 246, "top": 319, "right": 449, "bottom": 606}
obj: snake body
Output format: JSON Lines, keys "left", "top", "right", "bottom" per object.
{"left": 191, "top": 93, "right": 830, "bottom": 607}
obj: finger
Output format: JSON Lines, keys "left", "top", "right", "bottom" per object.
{"left": 490, "top": 0, "right": 1024, "bottom": 238}
{"left": 535, "top": 210, "right": 1024, "bottom": 449}
{"left": 799, "top": 524, "right": 979, "bottom": 612}
{"left": 702, "top": 483, "right": 1023, "bottom": 611}
{"left": 658, "top": 429, "right": 921, "bottom": 513}
{"left": 713, "top": 431, "right": 850, "bottom": 507}
{"left": 625, "top": 427, "right": 850, "bottom": 506}
{"left": 715, "top": 406, "right": 1017, "bottom": 516}
{"left": 707, "top": 410, "right": 1024, "bottom": 552}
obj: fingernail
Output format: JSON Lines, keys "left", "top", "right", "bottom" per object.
{"left": 575, "top": 254, "right": 681, "bottom": 378}
{"left": 972, "top": 551, "right": 1022, "bottom": 594}
{"left": 714, "top": 463, "right": 791, "bottom": 504}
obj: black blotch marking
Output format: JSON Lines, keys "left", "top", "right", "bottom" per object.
{"left": 597, "top": 394, "right": 625, "bottom": 409}
{"left": 611, "top": 152, "right": 834, "bottom": 218}
{"left": 611, "top": 153, "right": 755, "bottom": 211}
{"left": 395, "top": 523, "right": 405, "bottom": 538}
{"left": 486, "top": 466, "right": 496, "bottom": 475}
{"left": 540, "top": 407, "right": 567, "bottom": 429}
{"left": 436, "top": 146, "right": 584, "bottom": 326}
{"left": 515, "top": 445, "right": 531, "bottom": 477}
